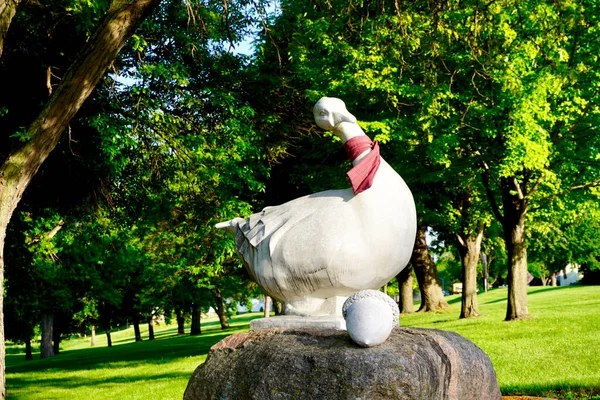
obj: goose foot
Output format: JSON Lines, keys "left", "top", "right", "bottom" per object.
{"left": 283, "top": 296, "right": 348, "bottom": 317}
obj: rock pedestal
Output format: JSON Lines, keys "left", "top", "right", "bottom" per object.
{"left": 184, "top": 327, "right": 502, "bottom": 400}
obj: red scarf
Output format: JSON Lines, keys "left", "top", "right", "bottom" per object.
{"left": 344, "top": 135, "right": 380, "bottom": 195}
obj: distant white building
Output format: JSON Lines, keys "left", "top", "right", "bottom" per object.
{"left": 236, "top": 298, "right": 266, "bottom": 313}
{"left": 557, "top": 264, "right": 582, "bottom": 286}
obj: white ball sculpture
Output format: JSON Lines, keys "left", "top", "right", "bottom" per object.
{"left": 342, "top": 289, "right": 400, "bottom": 347}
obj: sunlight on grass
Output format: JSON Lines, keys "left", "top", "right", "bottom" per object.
{"left": 401, "top": 286, "right": 600, "bottom": 398}
{"left": 6, "top": 287, "right": 600, "bottom": 399}
{"left": 6, "top": 313, "right": 264, "bottom": 400}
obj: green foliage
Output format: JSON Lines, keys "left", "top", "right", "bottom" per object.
{"left": 79, "top": 0, "right": 275, "bottom": 328}
{"left": 435, "top": 250, "right": 463, "bottom": 292}
{"left": 481, "top": 223, "right": 509, "bottom": 286}
{"left": 529, "top": 193, "right": 600, "bottom": 274}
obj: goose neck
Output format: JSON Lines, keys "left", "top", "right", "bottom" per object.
{"left": 334, "top": 122, "right": 367, "bottom": 144}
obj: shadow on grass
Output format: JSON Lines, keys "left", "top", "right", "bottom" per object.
{"left": 479, "top": 286, "right": 575, "bottom": 306}
{"left": 446, "top": 296, "right": 462, "bottom": 305}
{"left": 8, "top": 371, "right": 191, "bottom": 391}
{"left": 7, "top": 330, "right": 232, "bottom": 374}
{"left": 502, "top": 383, "right": 600, "bottom": 399}
{"left": 6, "top": 313, "right": 267, "bottom": 375}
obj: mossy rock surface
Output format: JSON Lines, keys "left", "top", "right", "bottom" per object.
{"left": 184, "top": 327, "right": 502, "bottom": 400}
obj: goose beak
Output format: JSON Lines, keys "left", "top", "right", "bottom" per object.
{"left": 314, "top": 107, "right": 336, "bottom": 130}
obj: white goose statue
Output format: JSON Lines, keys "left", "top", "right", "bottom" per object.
{"left": 216, "top": 97, "right": 417, "bottom": 317}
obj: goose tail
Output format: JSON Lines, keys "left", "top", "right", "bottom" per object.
{"left": 215, "top": 218, "right": 245, "bottom": 235}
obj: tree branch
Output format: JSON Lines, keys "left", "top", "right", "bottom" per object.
{"left": 27, "top": 220, "right": 65, "bottom": 245}
{"left": 512, "top": 177, "right": 525, "bottom": 200}
{"left": 456, "top": 233, "right": 466, "bottom": 248}
{"left": 482, "top": 170, "right": 504, "bottom": 224}
{"left": 1, "top": 0, "right": 162, "bottom": 217}
{"left": 0, "top": 0, "right": 21, "bottom": 58}
{"left": 537, "top": 178, "right": 600, "bottom": 204}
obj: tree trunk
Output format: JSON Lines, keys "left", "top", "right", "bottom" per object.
{"left": 133, "top": 315, "right": 142, "bottom": 342}
{"left": 273, "top": 300, "right": 283, "bottom": 315}
{"left": 0, "top": 0, "right": 21, "bottom": 59}
{"left": 412, "top": 227, "right": 449, "bottom": 312}
{"left": 40, "top": 314, "right": 54, "bottom": 359}
{"left": 0, "top": 0, "right": 161, "bottom": 395}
{"left": 501, "top": 179, "right": 530, "bottom": 321}
{"left": 25, "top": 339, "right": 32, "bottom": 361}
{"left": 0, "top": 224, "right": 5, "bottom": 398}
{"left": 190, "top": 303, "right": 202, "bottom": 335}
{"left": 90, "top": 325, "right": 96, "bottom": 347}
{"left": 148, "top": 316, "right": 155, "bottom": 340}
{"left": 504, "top": 219, "right": 529, "bottom": 320}
{"left": 175, "top": 309, "right": 186, "bottom": 335}
{"left": 396, "top": 264, "right": 414, "bottom": 314}
{"left": 263, "top": 296, "right": 271, "bottom": 318}
{"left": 105, "top": 329, "right": 112, "bottom": 347}
{"left": 550, "top": 272, "right": 557, "bottom": 287}
{"left": 457, "top": 224, "right": 484, "bottom": 319}
{"left": 52, "top": 321, "right": 61, "bottom": 355}
{"left": 212, "top": 290, "right": 230, "bottom": 329}
{"left": 101, "top": 317, "right": 112, "bottom": 347}
{"left": 481, "top": 252, "right": 489, "bottom": 292}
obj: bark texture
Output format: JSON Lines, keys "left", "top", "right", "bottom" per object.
{"left": 263, "top": 296, "right": 271, "bottom": 318}
{"left": 90, "top": 325, "right": 96, "bottom": 347}
{"left": 40, "top": 314, "right": 54, "bottom": 359}
{"left": 396, "top": 264, "right": 414, "bottom": 314}
{"left": 273, "top": 300, "right": 283, "bottom": 315}
{"left": 133, "top": 315, "right": 142, "bottom": 342}
{"left": 24, "top": 340, "right": 32, "bottom": 361}
{"left": 0, "top": 0, "right": 161, "bottom": 395}
{"left": 176, "top": 309, "right": 186, "bottom": 335}
{"left": 0, "top": 212, "right": 8, "bottom": 395}
{"left": 212, "top": 290, "right": 230, "bottom": 329}
{"left": 105, "top": 330, "right": 112, "bottom": 347}
{"left": 148, "top": 317, "right": 155, "bottom": 340}
{"left": 52, "top": 322, "right": 61, "bottom": 355}
{"left": 102, "top": 316, "right": 112, "bottom": 347}
{"left": 190, "top": 303, "right": 201, "bottom": 335}
{"left": 457, "top": 224, "right": 484, "bottom": 319}
{"left": 0, "top": 0, "right": 21, "bottom": 58}
{"left": 412, "top": 227, "right": 449, "bottom": 312}
{"left": 484, "top": 173, "right": 531, "bottom": 321}
{"left": 500, "top": 178, "right": 529, "bottom": 320}
{"left": 184, "top": 328, "right": 502, "bottom": 400}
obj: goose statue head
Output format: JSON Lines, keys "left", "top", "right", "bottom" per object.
{"left": 314, "top": 97, "right": 372, "bottom": 165}
{"left": 313, "top": 97, "right": 357, "bottom": 131}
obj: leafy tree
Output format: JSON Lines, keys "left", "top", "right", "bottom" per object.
{"left": 82, "top": 0, "right": 273, "bottom": 334}
{"left": 0, "top": 0, "right": 161, "bottom": 390}
{"left": 481, "top": 223, "right": 508, "bottom": 289}
{"left": 529, "top": 193, "right": 600, "bottom": 285}
{"left": 258, "top": 0, "right": 600, "bottom": 322}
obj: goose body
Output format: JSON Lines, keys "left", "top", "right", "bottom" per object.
{"left": 216, "top": 98, "right": 417, "bottom": 316}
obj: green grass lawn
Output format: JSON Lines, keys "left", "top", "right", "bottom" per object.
{"left": 6, "top": 286, "right": 600, "bottom": 399}
{"left": 6, "top": 314, "right": 265, "bottom": 400}
{"left": 401, "top": 285, "right": 600, "bottom": 399}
